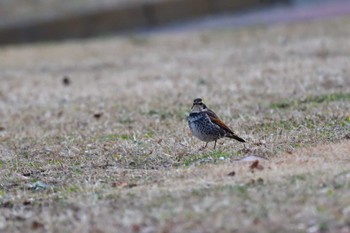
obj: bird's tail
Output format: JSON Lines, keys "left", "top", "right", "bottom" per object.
{"left": 226, "top": 133, "right": 246, "bottom": 142}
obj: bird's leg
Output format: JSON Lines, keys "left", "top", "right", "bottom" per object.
{"left": 199, "top": 142, "right": 208, "bottom": 151}
{"left": 213, "top": 140, "right": 217, "bottom": 150}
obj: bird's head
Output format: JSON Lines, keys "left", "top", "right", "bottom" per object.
{"left": 191, "top": 98, "right": 208, "bottom": 112}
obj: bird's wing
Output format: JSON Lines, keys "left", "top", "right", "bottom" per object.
{"left": 206, "top": 108, "right": 219, "bottom": 118}
{"left": 206, "top": 110, "right": 246, "bottom": 142}
{"left": 206, "top": 111, "right": 234, "bottom": 134}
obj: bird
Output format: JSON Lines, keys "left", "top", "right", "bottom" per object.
{"left": 188, "top": 98, "right": 245, "bottom": 149}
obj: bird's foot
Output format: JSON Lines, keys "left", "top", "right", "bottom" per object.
{"left": 199, "top": 142, "right": 209, "bottom": 151}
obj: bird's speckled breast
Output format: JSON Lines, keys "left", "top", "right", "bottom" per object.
{"left": 188, "top": 112, "right": 223, "bottom": 142}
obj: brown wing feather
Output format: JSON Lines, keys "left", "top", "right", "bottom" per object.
{"left": 206, "top": 108, "right": 219, "bottom": 119}
{"left": 206, "top": 111, "right": 246, "bottom": 143}
{"left": 207, "top": 111, "right": 234, "bottom": 134}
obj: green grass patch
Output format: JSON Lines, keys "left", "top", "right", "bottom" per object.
{"left": 270, "top": 100, "right": 293, "bottom": 109}
{"left": 118, "top": 117, "right": 134, "bottom": 124}
{"left": 99, "top": 134, "right": 131, "bottom": 141}
{"left": 270, "top": 92, "right": 350, "bottom": 110}
{"left": 301, "top": 93, "right": 350, "bottom": 104}
{"left": 48, "top": 159, "right": 64, "bottom": 166}
{"left": 66, "top": 185, "right": 81, "bottom": 193}
{"left": 290, "top": 174, "right": 307, "bottom": 182}
{"left": 69, "top": 167, "right": 83, "bottom": 175}
{"left": 19, "top": 151, "right": 30, "bottom": 159}
{"left": 342, "top": 116, "right": 350, "bottom": 127}
{"left": 143, "top": 131, "right": 154, "bottom": 138}
{"left": 257, "top": 118, "right": 300, "bottom": 132}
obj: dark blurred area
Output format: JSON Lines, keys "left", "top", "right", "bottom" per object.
{"left": 0, "top": 0, "right": 348, "bottom": 45}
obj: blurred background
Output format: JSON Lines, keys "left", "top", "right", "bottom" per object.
{"left": 0, "top": 0, "right": 349, "bottom": 45}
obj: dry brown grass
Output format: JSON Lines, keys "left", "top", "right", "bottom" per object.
{"left": 1, "top": 16, "right": 350, "bottom": 233}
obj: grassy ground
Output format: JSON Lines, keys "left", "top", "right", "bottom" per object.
{"left": 1, "top": 16, "right": 350, "bottom": 233}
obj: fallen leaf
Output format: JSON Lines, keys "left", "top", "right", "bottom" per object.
{"left": 57, "top": 111, "right": 63, "bottom": 118}
{"left": 1, "top": 201, "right": 13, "bottom": 208}
{"left": 22, "top": 171, "right": 31, "bottom": 177}
{"left": 23, "top": 200, "right": 31, "bottom": 205}
{"left": 93, "top": 112, "right": 103, "bottom": 119}
{"left": 62, "top": 76, "right": 70, "bottom": 86}
{"left": 250, "top": 160, "right": 259, "bottom": 169}
{"left": 31, "top": 221, "right": 44, "bottom": 230}
{"left": 111, "top": 182, "right": 137, "bottom": 188}
{"left": 128, "top": 183, "right": 137, "bottom": 188}
{"left": 250, "top": 160, "right": 264, "bottom": 171}
{"left": 227, "top": 171, "right": 236, "bottom": 176}
{"left": 132, "top": 224, "right": 141, "bottom": 233}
